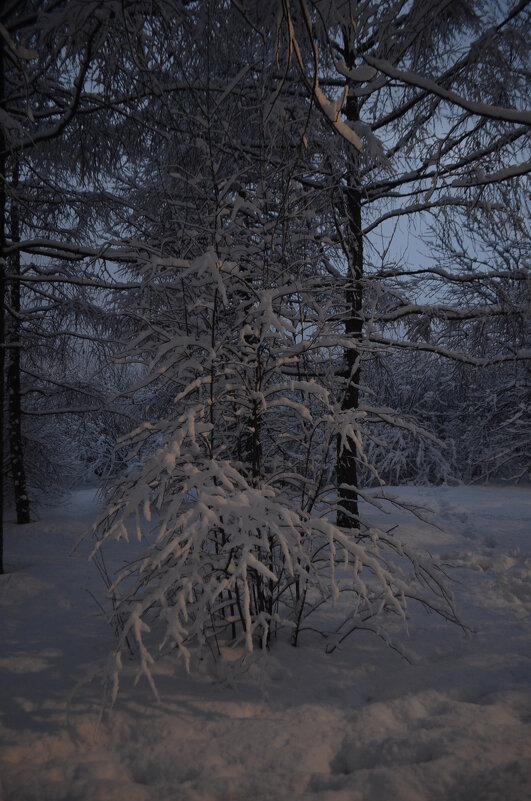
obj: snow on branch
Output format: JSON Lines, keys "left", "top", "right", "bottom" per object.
{"left": 370, "top": 335, "right": 531, "bottom": 367}
{"left": 365, "top": 56, "right": 531, "bottom": 126}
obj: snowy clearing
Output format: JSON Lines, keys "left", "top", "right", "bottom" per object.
{"left": 0, "top": 485, "right": 530, "bottom": 801}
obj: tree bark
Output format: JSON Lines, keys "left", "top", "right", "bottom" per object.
{"left": 0, "top": 34, "right": 6, "bottom": 571}
{"left": 336, "top": 44, "right": 363, "bottom": 529}
{"left": 7, "top": 159, "right": 30, "bottom": 523}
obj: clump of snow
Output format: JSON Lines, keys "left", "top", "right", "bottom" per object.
{"left": 0, "top": 485, "right": 530, "bottom": 801}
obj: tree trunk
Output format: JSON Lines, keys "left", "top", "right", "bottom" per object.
{"left": 7, "top": 159, "right": 30, "bottom": 523}
{"left": 0, "top": 34, "right": 6, "bottom": 571}
{"left": 336, "top": 44, "right": 363, "bottom": 529}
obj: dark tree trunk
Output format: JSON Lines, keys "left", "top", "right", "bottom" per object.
{"left": 336, "top": 42, "right": 363, "bottom": 529}
{"left": 7, "top": 159, "right": 30, "bottom": 524}
{"left": 0, "top": 34, "right": 6, "bottom": 571}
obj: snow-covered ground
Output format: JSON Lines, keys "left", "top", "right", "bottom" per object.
{"left": 1, "top": 485, "right": 530, "bottom": 801}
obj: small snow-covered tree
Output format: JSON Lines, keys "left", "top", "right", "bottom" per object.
{"left": 87, "top": 0, "right": 487, "bottom": 693}
{"left": 72, "top": 2, "right": 527, "bottom": 701}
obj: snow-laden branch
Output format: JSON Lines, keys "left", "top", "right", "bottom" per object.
{"left": 284, "top": 0, "right": 363, "bottom": 151}
{"left": 370, "top": 334, "right": 531, "bottom": 367}
{"left": 371, "top": 266, "right": 528, "bottom": 284}
{"left": 451, "top": 160, "right": 531, "bottom": 187}
{"left": 7, "top": 272, "right": 140, "bottom": 290}
{"left": 365, "top": 55, "right": 531, "bottom": 126}
{"left": 4, "top": 238, "right": 142, "bottom": 264}
{"left": 374, "top": 302, "right": 522, "bottom": 324}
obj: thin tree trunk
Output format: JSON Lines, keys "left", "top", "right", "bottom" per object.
{"left": 245, "top": 399, "right": 262, "bottom": 487}
{"left": 0, "top": 34, "right": 6, "bottom": 571}
{"left": 7, "top": 159, "right": 29, "bottom": 523}
{"left": 336, "top": 43, "right": 363, "bottom": 529}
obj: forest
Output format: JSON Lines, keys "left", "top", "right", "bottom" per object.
{"left": 0, "top": 4, "right": 530, "bottom": 797}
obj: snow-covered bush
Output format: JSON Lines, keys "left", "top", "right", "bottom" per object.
{"left": 90, "top": 250, "right": 462, "bottom": 697}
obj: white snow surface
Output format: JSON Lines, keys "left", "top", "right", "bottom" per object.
{"left": 1, "top": 485, "right": 530, "bottom": 801}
